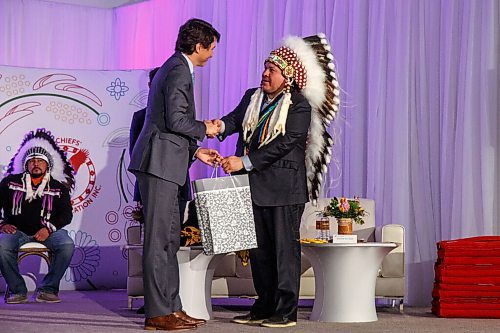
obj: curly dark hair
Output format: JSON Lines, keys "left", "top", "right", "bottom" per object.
{"left": 175, "top": 18, "right": 220, "bottom": 55}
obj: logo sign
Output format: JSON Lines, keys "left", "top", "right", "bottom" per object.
{"left": 56, "top": 137, "right": 101, "bottom": 213}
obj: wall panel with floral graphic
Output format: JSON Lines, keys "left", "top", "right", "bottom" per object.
{"left": 0, "top": 65, "right": 148, "bottom": 290}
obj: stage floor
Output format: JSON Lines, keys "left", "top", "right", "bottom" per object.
{"left": 0, "top": 290, "right": 498, "bottom": 333}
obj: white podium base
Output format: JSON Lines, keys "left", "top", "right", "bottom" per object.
{"left": 177, "top": 247, "right": 224, "bottom": 320}
{"left": 302, "top": 243, "right": 396, "bottom": 323}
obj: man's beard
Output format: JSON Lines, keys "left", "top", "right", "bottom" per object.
{"left": 30, "top": 170, "right": 45, "bottom": 178}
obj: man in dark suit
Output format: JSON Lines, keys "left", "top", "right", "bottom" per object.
{"left": 128, "top": 18, "right": 221, "bottom": 331}
{"left": 218, "top": 34, "right": 338, "bottom": 328}
{"left": 219, "top": 61, "right": 311, "bottom": 328}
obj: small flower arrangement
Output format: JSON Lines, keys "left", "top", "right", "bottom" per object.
{"left": 323, "top": 197, "right": 367, "bottom": 225}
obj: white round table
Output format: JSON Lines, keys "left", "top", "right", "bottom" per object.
{"left": 124, "top": 245, "right": 223, "bottom": 320}
{"left": 301, "top": 242, "right": 396, "bottom": 323}
{"left": 177, "top": 246, "right": 225, "bottom": 320}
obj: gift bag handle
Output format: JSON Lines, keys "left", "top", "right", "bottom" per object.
{"left": 208, "top": 164, "right": 247, "bottom": 208}
{"left": 210, "top": 163, "right": 219, "bottom": 179}
{"left": 203, "top": 164, "right": 246, "bottom": 208}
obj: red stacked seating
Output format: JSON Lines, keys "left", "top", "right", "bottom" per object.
{"left": 432, "top": 236, "right": 500, "bottom": 318}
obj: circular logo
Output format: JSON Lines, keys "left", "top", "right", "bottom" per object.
{"left": 60, "top": 144, "right": 97, "bottom": 207}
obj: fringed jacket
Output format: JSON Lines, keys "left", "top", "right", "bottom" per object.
{"left": 0, "top": 173, "right": 72, "bottom": 235}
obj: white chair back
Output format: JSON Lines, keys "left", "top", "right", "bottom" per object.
{"left": 379, "top": 224, "right": 405, "bottom": 277}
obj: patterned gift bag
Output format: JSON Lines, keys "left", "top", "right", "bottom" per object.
{"left": 192, "top": 174, "right": 257, "bottom": 255}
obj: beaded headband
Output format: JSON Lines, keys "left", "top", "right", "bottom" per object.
{"left": 24, "top": 147, "right": 53, "bottom": 170}
{"left": 266, "top": 46, "right": 307, "bottom": 90}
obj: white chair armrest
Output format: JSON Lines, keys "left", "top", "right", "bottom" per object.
{"left": 379, "top": 224, "right": 405, "bottom": 278}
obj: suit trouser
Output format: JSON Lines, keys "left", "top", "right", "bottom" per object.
{"left": 249, "top": 203, "right": 305, "bottom": 321}
{"left": 137, "top": 173, "right": 182, "bottom": 318}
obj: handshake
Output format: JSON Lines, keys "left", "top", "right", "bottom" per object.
{"left": 198, "top": 118, "right": 245, "bottom": 173}
{"left": 204, "top": 119, "right": 222, "bottom": 138}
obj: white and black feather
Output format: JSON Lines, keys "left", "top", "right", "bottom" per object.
{"left": 284, "top": 34, "right": 340, "bottom": 204}
{"left": 7, "top": 129, "right": 75, "bottom": 190}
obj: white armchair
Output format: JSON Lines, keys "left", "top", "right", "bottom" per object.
{"left": 125, "top": 225, "right": 143, "bottom": 309}
{"left": 375, "top": 224, "right": 405, "bottom": 310}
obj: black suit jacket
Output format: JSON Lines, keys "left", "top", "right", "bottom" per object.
{"left": 220, "top": 88, "right": 311, "bottom": 206}
{"left": 129, "top": 108, "right": 146, "bottom": 154}
{"left": 128, "top": 52, "right": 205, "bottom": 197}
{"left": 129, "top": 108, "right": 145, "bottom": 202}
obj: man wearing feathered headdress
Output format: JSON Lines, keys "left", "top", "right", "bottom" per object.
{"left": 218, "top": 34, "right": 340, "bottom": 327}
{"left": 0, "top": 129, "right": 75, "bottom": 304}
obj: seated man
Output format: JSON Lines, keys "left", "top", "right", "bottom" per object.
{"left": 0, "top": 129, "right": 75, "bottom": 304}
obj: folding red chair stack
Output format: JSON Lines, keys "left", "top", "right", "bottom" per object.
{"left": 432, "top": 236, "right": 500, "bottom": 318}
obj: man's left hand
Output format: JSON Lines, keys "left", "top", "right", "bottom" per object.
{"left": 196, "top": 148, "right": 222, "bottom": 166}
{"left": 221, "top": 156, "right": 244, "bottom": 173}
{"left": 34, "top": 227, "right": 50, "bottom": 242}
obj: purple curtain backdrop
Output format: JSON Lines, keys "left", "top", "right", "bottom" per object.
{"left": 1, "top": 0, "right": 499, "bottom": 305}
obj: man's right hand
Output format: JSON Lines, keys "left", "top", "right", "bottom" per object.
{"left": 204, "top": 119, "right": 222, "bottom": 138}
{"left": 195, "top": 148, "right": 222, "bottom": 167}
{"left": 0, "top": 224, "right": 17, "bottom": 234}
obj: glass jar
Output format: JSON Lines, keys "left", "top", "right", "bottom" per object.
{"left": 315, "top": 214, "right": 331, "bottom": 241}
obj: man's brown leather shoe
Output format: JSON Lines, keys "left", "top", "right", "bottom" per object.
{"left": 172, "top": 310, "right": 206, "bottom": 326}
{"left": 144, "top": 314, "right": 197, "bottom": 331}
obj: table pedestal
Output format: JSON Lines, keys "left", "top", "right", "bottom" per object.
{"left": 302, "top": 243, "right": 396, "bottom": 323}
{"left": 177, "top": 247, "right": 224, "bottom": 320}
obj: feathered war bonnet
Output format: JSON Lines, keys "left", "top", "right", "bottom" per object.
{"left": 255, "top": 34, "right": 341, "bottom": 204}
{"left": 7, "top": 129, "right": 75, "bottom": 190}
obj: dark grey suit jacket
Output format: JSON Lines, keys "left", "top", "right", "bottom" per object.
{"left": 128, "top": 52, "right": 206, "bottom": 187}
{"left": 220, "top": 88, "right": 311, "bottom": 207}
{"left": 129, "top": 108, "right": 145, "bottom": 202}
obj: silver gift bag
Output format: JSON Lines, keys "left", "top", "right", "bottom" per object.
{"left": 192, "top": 174, "right": 257, "bottom": 255}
